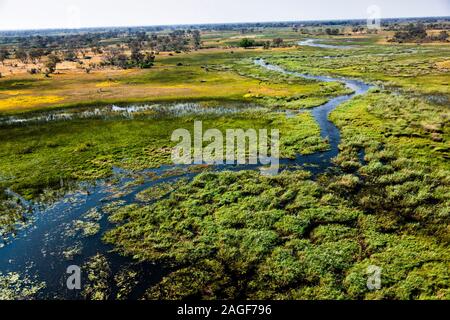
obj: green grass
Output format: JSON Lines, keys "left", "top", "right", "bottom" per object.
{"left": 0, "top": 48, "right": 349, "bottom": 115}
{"left": 265, "top": 44, "right": 450, "bottom": 96}
{"left": 1, "top": 31, "right": 449, "bottom": 300}
{"left": 99, "top": 90, "right": 450, "bottom": 300}
{"left": 99, "top": 40, "right": 450, "bottom": 300}
{"left": 0, "top": 110, "right": 325, "bottom": 198}
{"left": 330, "top": 90, "right": 449, "bottom": 169}
{"left": 103, "top": 168, "right": 449, "bottom": 299}
{"left": 0, "top": 109, "right": 326, "bottom": 237}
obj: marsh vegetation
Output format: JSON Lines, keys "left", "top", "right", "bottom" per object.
{"left": 0, "top": 18, "right": 449, "bottom": 300}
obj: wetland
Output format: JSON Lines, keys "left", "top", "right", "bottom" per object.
{"left": 0, "top": 21, "right": 449, "bottom": 300}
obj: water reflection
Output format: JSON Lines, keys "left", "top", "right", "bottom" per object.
{"left": 0, "top": 103, "right": 268, "bottom": 126}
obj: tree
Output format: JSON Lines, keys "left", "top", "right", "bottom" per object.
{"left": 29, "top": 48, "right": 45, "bottom": 63}
{"left": 110, "top": 52, "right": 128, "bottom": 69}
{"left": 140, "top": 52, "right": 155, "bottom": 69}
{"left": 407, "top": 23, "right": 427, "bottom": 39}
{"left": 325, "top": 28, "right": 340, "bottom": 36}
{"left": 15, "top": 49, "right": 28, "bottom": 63}
{"left": 127, "top": 39, "right": 154, "bottom": 68}
{"left": 129, "top": 40, "right": 144, "bottom": 65}
{"left": 272, "top": 38, "right": 284, "bottom": 47}
{"left": 0, "top": 48, "right": 9, "bottom": 65}
{"left": 63, "top": 50, "right": 77, "bottom": 62}
{"left": 92, "top": 47, "right": 103, "bottom": 55}
{"left": 114, "top": 53, "right": 128, "bottom": 69}
{"left": 192, "top": 30, "right": 201, "bottom": 49}
{"left": 392, "top": 23, "right": 428, "bottom": 43}
{"left": 104, "top": 47, "right": 128, "bottom": 69}
{"left": 437, "top": 31, "right": 449, "bottom": 42}
{"left": 238, "top": 38, "right": 256, "bottom": 48}
{"left": 44, "top": 54, "right": 61, "bottom": 76}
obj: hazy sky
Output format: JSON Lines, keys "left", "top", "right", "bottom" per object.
{"left": 0, "top": 0, "right": 449, "bottom": 30}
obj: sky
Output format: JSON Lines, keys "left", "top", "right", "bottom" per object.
{"left": 0, "top": 0, "right": 449, "bottom": 30}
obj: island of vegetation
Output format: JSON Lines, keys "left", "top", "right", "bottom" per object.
{"left": 0, "top": 16, "right": 449, "bottom": 300}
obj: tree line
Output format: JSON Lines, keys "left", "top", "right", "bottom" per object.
{"left": 0, "top": 29, "right": 204, "bottom": 75}
{"left": 390, "top": 23, "right": 449, "bottom": 43}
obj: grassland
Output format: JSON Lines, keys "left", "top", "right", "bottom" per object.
{"left": 99, "top": 37, "right": 449, "bottom": 300}
{"left": 0, "top": 43, "right": 345, "bottom": 237}
{"left": 0, "top": 28, "right": 449, "bottom": 300}
{"left": 0, "top": 111, "right": 324, "bottom": 198}
{"left": 101, "top": 49, "right": 449, "bottom": 300}
{"left": 103, "top": 168, "right": 449, "bottom": 300}
{"left": 0, "top": 48, "right": 350, "bottom": 115}
{"left": 0, "top": 109, "right": 326, "bottom": 240}
{"left": 265, "top": 42, "right": 450, "bottom": 97}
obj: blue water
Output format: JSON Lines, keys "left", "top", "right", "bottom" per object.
{"left": 0, "top": 56, "right": 372, "bottom": 300}
{"left": 255, "top": 58, "right": 371, "bottom": 171}
{"left": 298, "top": 38, "right": 354, "bottom": 49}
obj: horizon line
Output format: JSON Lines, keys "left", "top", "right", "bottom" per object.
{"left": 0, "top": 15, "right": 449, "bottom": 33}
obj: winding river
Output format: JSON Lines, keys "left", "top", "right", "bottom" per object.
{"left": 0, "top": 44, "right": 372, "bottom": 299}
{"left": 255, "top": 59, "right": 371, "bottom": 172}
{"left": 298, "top": 38, "right": 354, "bottom": 49}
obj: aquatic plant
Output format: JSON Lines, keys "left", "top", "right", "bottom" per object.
{"left": 0, "top": 272, "right": 45, "bottom": 300}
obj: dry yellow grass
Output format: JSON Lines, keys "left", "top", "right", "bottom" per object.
{"left": 0, "top": 47, "right": 334, "bottom": 113}
{"left": 436, "top": 60, "right": 450, "bottom": 70}
{"left": 0, "top": 95, "right": 64, "bottom": 111}
{"left": 0, "top": 90, "right": 32, "bottom": 96}
{"left": 95, "top": 81, "right": 120, "bottom": 88}
{"left": 0, "top": 51, "right": 106, "bottom": 76}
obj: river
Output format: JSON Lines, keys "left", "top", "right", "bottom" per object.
{"left": 0, "top": 51, "right": 372, "bottom": 299}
